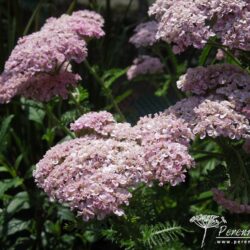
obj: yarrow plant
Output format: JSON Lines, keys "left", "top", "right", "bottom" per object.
{"left": 6, "top": 1, "right": 250, "bottom": 221}
{"left": 1, "top": 1, "right": 250, "bottom": 248}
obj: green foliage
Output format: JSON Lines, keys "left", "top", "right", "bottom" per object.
{"left": 141, "top": 222, "right": 184, "bottom": 248}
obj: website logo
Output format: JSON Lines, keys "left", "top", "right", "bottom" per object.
{"left": 190, "top": 215, "right": 226, "bottom": 247}
{"left": 190, "top": 215, "right": 250, "bottom": 248}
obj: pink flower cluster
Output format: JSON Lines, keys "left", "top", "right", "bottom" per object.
{"left": 149, "top": 0, "right": 250, "bottom": 53}
{"left": 127, "top": 55, "right": 164, "bottom": 80}
{"left": 129, "top": 21, "right": 158, "bottom": 48}
{"left": 34, "top": 111, "right": 194, "bottom": 220}
{"left": 177, "top": 64, "right": 250, "bottom": 95}
{"left": 166, "top": 96, "right": 250, "bottom": 140}
{"left": 34, "top": 60, "right": 250, "bottom": 220}
{"left": 135, "top": 113, "right": 194, "bottom": 186}
{"left": 169, "top": 64, "right": 250, "bottom": 140}
{"left": 70, "top": 111, "right": 116, "bottom": 136}
{"left": 212, "top": 188, "right": 250, "bottom": 214}
{"left": 34, "top": 137, "right": 150, "bottom": 221}
{"left": 0, "top": 10, "right": 105, "bottom": 103}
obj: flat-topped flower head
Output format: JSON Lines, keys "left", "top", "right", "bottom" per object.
{"left": 149, "top": 0, "right": 249, "bottom": 53}
{"left": 165, "top": 95, "right": 250, "bottom": 140}
{"left": 70, "top": 111, "right": 116, "bottom": 136}
{"left": 177, "top": 64, "right": 250, "bottom": 95}
{"left": 35, "top": 109, "right": 198, "bottom": 221}
{"left": 129, "top": 21, "right": 158, "bottom": 48}
{"left": 192, "top": 97, "right": 250, "bottom": 139}
{"left": 34, "top": 137, "right": 149, "bottom": 221}
{"left": 127, "top": 55, "right": 164, "bottom": 80}
{"left": 0, "top": 10, "right": 105, "bottom": 103}
{"left": 135, "top": 112, "right": 194, "bottom": 146}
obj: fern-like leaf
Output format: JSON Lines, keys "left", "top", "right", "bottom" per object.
{"left": 141, "top": 222, "right": 184, "bottom": 248}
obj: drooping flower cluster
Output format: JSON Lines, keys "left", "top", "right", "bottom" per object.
{"left": 212, "top": 188, "right": 250, "bottom": 214}
{"left": 34, "top": 111, "right": 194, "bottom": 220}
{"left": 129, "top": 21, "right": 158, "bottom": 48}
{"left": 127, "top": 55, "right": 164, "bottom": 80}
{"left": 0, "top": 10, "right": 105, "bottom": 103}
{"left": 149, "top": 0, "right": 250, "bottom": 53}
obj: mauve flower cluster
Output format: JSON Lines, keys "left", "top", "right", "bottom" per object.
{"left": 70, "top": 111, "right": 139, "bottom": 141}
{"left": 34, "top": 111, "right": 195, "bottom": 220}
{"left": 177, "top": 64, "right": 250, "bottom": 95}
{"left": 135, "top": 113, "right": 194, "bottom": 186}
{"left": 71, "top": 111, "right": 195, "bottom": 186}
{"left": 212, "top": 188, "right": 250, "bottom": 214}
{"left": 170, "top": 64, "right": 250, "bottom": 139}
{"left": 129, "top": 21, "right": 158, "bottom": 48}
{"left": 70, "top": 111, "right": 116, "bottom": 136}
{"left": 34, "top": 137, "right": 150, "bottom": 221}
{"left": 166, "top": 95, "right": 250, "bottom": 140}
{"left": 127, "top": 55, "right": 164, "bottom": 80}
{"left": 192, "top": 97, "right": 250, "bottom": 139}
{"left": 135, "top": 113, "right": 193, "bottom": 146}
{"left": 177, "top": 64, "right": 250, "bottom": 120}
{"left": 213, "top": 1, "right": 250, "bottom": 51}
{"left": 0, "top": 10, "right": 104, "bottom": 103}
{"left": 149, "top": 0, "right": 250, "bottom": 53}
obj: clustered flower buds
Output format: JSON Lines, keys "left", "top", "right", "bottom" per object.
{"left": 212, "top": 188, "right": 250, "bottom": 214}
{"left": 149, "top": 0, "right": 250, "bottom": 53}
{"left": 0, "top": 10, "right": 105, "bottom": 103}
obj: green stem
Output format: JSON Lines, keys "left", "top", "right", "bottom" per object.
{"left": 83, "top": 60, "right": 126, "bottom": 121}
{"left": 216, "top": 138, "right": 250, "bottom": 186}
{"left": 45, "top": 105, "right": 75, "bottom": 139}
{"left": 190, "top": 150, "right": 223, "bottom": 158}
{"left": 66, "top": 0, "right": 77, "bottom": 15}
{"left": 23, "top": 0, "right": 43, "bottom": 36}
{"left": 207, "top": 42, "right": 246, "bottom": 70}
{"left": 165, "top": 44, "right": 178, "bottom": 74}
{"left": 69, "top": 92, "right": 85, "bottom": 114}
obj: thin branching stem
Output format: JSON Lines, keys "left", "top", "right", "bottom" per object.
{"left": 83, "top": 60, "right": 126, "bottom": 121}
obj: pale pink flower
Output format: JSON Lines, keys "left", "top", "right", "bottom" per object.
{"left": 149, "top": 0, "right": 249, "bottom": 53}
{"left": 0, "top": 10, "right": 105, "bottom": 103}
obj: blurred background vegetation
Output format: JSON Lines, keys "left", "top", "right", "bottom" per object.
{"left": 0, "top": 0, "right": 249, "bottom": 249}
